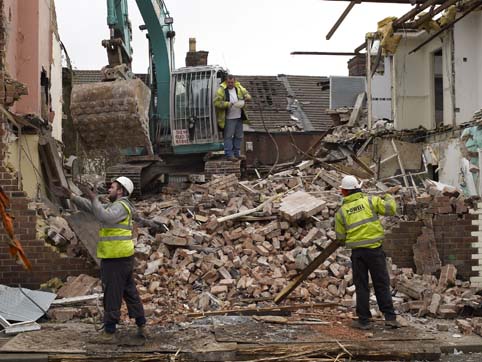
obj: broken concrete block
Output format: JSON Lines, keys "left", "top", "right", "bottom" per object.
{"left": 456, "top": 319, "right": 473, "bottom": 335}
{"left": 48, "top": 307, "right": 80, "bottom": 322}
{"left": 211, "top": 285, "right": 228, "bottom": 295}
{"left": 57, "top": 274, "right": 99, "bottom": 299}
{"left": 428, "top": 293, "right": 441, "bottom": 315}
{"left": 279, "top": 191, "right": 326, "bottom": 222}
{"left": 438, "top": 264, "right": 457, "bottom": 290}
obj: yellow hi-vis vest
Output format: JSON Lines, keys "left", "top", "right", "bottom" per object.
{"left": 97, "top": 200, "right": 135, "bottom": 259}
{"left": 335, "top": 192, "right": 396, "bottom": 249}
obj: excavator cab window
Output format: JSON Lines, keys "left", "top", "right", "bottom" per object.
{"left": 172, "top": 70, "right": 218, "bottom": 145}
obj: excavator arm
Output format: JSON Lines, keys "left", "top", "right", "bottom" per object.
{"left": 105, "top": 0, "right": 133, "bottom": 68}
{"left": 135, "top": 0, "right": 175, "bottom": 146}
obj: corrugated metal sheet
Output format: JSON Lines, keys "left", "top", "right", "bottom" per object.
{"left": 0, "top": 285, "right": 56, "bottom": 322}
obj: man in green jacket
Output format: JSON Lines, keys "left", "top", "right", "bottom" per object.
{"left": 61, "top": 177, "right": 146, "bottom": 342}
{"left": 214, "top": 74, "right": 251, "bottom": 160}
{"left": 335, "top": 175, "right": 400, "bottom": 330}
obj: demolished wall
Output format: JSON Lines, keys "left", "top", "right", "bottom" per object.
{"left": 0, "top": 119, "right": 96, "bottom": 288}
{"left": 385, "top": 196, "right": 477, "bottom": 280}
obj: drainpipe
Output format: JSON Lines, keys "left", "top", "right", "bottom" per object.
{"left": 366, "top": 35, "right": 373, "bottom": 129}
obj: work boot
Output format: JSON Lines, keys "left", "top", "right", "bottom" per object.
{"left": 350, "top": 320, "right": 372, "bottom": 330}
{"left": 96, "top": 330, "right": 118, "bottom": 344}
{"left": 137, "top": 325, "right": 149, "bottom": 339}
{"left": 234, "top": 155, "right": 246, "bottom": 161}
{"left": 385, "top": 319, "right": 401, "bottom": 329}
{"left": 224, "top": 155, "right": 236, "bottom": 161}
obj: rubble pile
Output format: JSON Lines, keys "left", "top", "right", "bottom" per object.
{"left": 121, "top": 166, "right": 478, "bottom": 321}
{"left": 39, "top": 160, "right": 481, "bottom": 325}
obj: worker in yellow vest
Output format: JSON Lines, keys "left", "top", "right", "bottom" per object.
{"left": 62, "top": 177, "right": 146, "bottom": 343}
{"left": 335, "top": 175, "right": 401, "bottom": 330}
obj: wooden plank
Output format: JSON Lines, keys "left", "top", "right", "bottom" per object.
{"left": 51, "top": 293, "right": 102, "bottom": 306}
{"left": 186, "top": 303, "right": 336, "bottom": 318}
{"left": 274, "top": 241, "right": 341, "bottom": 304}
{"left": 64, "top": 211, "right": 100, "bottom": 266}
{"left": 348, "top": 92, "right": 366, "bottom": 126}
{"left": 326, "top": 0, "right": 358, "bottom": 40}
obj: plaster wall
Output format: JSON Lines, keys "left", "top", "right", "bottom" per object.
{"left": 454, "top": 11, "right": 482, "bottom": 124}
{"left": 51, "top": 33, "right": 63, "bottom": 141}
{"left": 6, "top": 134, "right": 43, "bottom": 200}
{"left": 12, "top": 0, "right": 40, "bottom": 115}
{"left": 3, "top": 0, "right": 62, "bottom": 131}
{"left": 3, "top": 0, "right": 18, "bottom": 79}
{"left": 371, "top": 57, "right": 392, "bottom": 120}
{"left": 433, "top": 138, "right": 463, "bottom": 188}
{"left": 392, "top": 32, "right": 454, "bottom": 130}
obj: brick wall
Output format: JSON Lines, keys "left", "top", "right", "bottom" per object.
{"left": 384, "top": 196, "right": 478, "bottom": 280}
{"left": 0, "top": 120, "right": 97, "bottom": 289}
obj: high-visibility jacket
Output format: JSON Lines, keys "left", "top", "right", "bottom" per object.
{"left": 214, "top": 81, "right": 251, "bottom": 129}
{"left": 335, "top": 192, "right": 396, "bottom": 249}
{"left": 97, "top": 200, "right": 135, "bottom": 259}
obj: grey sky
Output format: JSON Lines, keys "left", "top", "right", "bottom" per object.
{"left": 56, "top": 0, "right": 410, "bottom": 76}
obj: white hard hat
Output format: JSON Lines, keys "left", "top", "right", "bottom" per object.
{"left": 114, "top": 176, "right": 134, "bottom": 196}
{"left": 340, "top": 175, "right": 360, "bottom": 190}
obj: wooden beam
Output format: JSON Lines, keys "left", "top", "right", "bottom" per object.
{"left": 291, "top": 51, "right": 358, "bottom": 56}
{"left": 393, "top": 0, "right": 441, "bottom": 27}
{"left": 323, "top": 0, "right": 442, "bottom": 3}
{"left": 186, "top": 303, "right": 337, "bottom": 317}
{"left": 348, "top": 92, "right": 366, "bottom": 126}
{"left": 409, "top": 1, "right": 482, "bottom": 54}
{"left": 274, "top": 241, "right": 341, "bottom": 304}
{"left": 407, "top": 0, "right": 459, "bottom": 29}
{"left": 326, "top": 0, "right": 358, "bottom": 40}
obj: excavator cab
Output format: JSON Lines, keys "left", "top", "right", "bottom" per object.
{"left": 170, "top": 66, "right": 225, "bottom": 154}
{"left": 69, "top": 1, "right": 234, "bottom": 196}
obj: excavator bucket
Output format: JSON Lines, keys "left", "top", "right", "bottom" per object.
{"left": 70, "top": 78, "right": 153, "bottom": 154}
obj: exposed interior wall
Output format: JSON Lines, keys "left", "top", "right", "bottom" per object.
{"left": 372, "top": 57, "right": 392, "bottom": 120}
{"left": 50, "top": 32, "right": 63, "bottom": 141}
{"left": 5, "top": 134, "right": 45, "bottom": 200}
{"left": 4, "top": 0, "right": 62, "bottom": 131}
{"left": 8, "top": 0, "right": 40, "bottom": 115}
{"left": 434, "top": 138, "right": 462, "bottom": 188}
{"left": 454, "top": 11, "right": 482, "bottom": 125}
{"left": 392, "top": 32, "right": 454, "bottom": 130}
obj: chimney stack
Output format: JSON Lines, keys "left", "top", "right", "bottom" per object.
{"left": 185, "top": 37, "right": 209, "bottom": 67}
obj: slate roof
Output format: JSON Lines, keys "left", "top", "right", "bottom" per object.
{"left": 69, "top": 69, "right": 333, "bottom": 132}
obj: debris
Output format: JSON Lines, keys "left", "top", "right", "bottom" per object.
{"left": 56, "top": 274, "right": 100, "bottom": 299}
{"left": 0, "top": 285, "right": 56, "bottom": 322}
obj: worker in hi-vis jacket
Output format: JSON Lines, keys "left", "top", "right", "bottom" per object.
{"left": 335, "top": 175, "right": 401, "bottom": 330}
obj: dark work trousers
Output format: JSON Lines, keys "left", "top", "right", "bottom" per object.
{"left": 351, "top": 246, "right": 396, "bottom": 323}
{"left": 100, "top": 256, "right": 145, "bottom": 332}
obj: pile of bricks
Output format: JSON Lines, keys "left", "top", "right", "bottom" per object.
{"left": 115, "top": 168, "right": 479, "bottom": 321}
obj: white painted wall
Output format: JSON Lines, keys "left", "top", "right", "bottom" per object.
{"left": 454, "top": 11, "right": 482, "bottom": 125}
{"left": 51, "top": 33, "right": 63, "bottom": 142}
{"left": 435, "top": 138, "right": 463, "bottom": 188}
{"left": 372, "top": 57, "right": 392, "bottom": 120}
{"left": 392, "top": 32, "right": 454, "bottom": 130}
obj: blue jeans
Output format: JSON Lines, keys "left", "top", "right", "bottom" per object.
{"left": 224, "top": 118, "right": 243, "bottom": 157}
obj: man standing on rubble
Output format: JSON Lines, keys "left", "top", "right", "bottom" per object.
{"left": 214, "top": 74, "right": 251, "bottom": 161}
{"left": 60, "top": 177, "right": 147, "bottom": 342}
{"left": 335, "top": 175, "right": 400, "bottom": 330}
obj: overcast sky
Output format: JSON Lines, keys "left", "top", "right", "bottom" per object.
{"left": 56, "top": 0, "right": 410, "bottom": 76}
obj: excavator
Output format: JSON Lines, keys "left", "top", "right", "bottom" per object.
{"left": 70, "top": 0, "right": 232, "bottom": 195}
